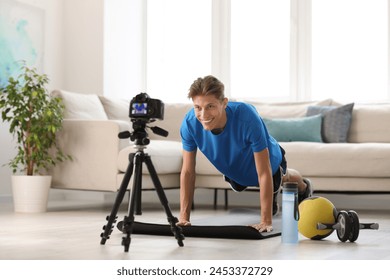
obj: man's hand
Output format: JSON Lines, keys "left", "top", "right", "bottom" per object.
{"left": 250, "top": 223, "right": 273, "bottom": 233}
{"left": 176, "top": 220, "right": 191, "bottom": 227}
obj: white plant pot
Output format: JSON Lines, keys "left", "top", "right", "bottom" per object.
{"left": 11, "top": 175, "right": 52, "bottom": 213}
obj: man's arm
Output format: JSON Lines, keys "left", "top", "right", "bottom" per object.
{"left": 253, "top": 148, "right": 274, "bottom": 232}
{"left": 177, "top": 149, "right": 197, "bottom": 226}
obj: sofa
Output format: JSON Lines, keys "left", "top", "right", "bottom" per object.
{"left": 49, "top": 90, "right": 390, "bottom": 204}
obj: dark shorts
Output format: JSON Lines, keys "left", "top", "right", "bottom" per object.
{"left": 273, "top": 146, "right": 287, "bottom": 192}
{"left": 225, "top": 145, "right": 287, "bottom": 193}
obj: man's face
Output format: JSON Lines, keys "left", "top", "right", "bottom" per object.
{"left": 192, "top": 95, "right": 228, "bottom": 131}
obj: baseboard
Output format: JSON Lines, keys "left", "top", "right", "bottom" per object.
{"left": 49, "top": 188, "right": 107, "bottom": 201}
{"left": 319, "top": 193, "right": 390, "bottom": 211}
{"left": 39, "top": 188, "right": 390, "bottom": 212}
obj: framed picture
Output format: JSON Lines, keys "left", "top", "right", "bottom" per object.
{"left": 0, "top": 0, "right": 45, "bottom": 87}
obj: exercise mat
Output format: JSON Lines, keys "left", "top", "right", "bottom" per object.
{"left": 117, "top": 208, "right": 281, "bottom": 239}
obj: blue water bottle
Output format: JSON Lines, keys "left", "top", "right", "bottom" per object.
{"left": 282, "top": 182, "right": 299, "bottom": 244}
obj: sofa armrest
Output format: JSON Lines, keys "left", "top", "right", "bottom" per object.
{"left": 50, "top": 119, "right": 131, "bottom": 192}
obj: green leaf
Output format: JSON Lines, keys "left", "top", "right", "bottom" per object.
{"left": 0, "top": 62, "right": 71, "bottom": 175}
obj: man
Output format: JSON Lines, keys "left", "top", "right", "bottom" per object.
{"left": 177, "top": 75, "right": 313, "bottom": 232}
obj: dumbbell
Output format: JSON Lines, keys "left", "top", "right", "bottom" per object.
{"left": 317, "top": 210, "right": 379, "bottom": 242}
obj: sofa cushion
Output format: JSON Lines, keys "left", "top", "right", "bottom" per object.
{"left": 348, "top": 103, "right": 390, "bottom": 143}
{"left": 51, "top": 90, "right": 108, "bottom": 120}
{"left": 263, "top": 115, "right": 323, "bottom": 142}
{"left": 117, "top": 140, "right": 182, "bottom": 174}
{"left": 251, "top": 99, "right": 334, "bottom": 119}
{"left": 306, "top": 103, "right": 354, "bottom": 143}
{"left": 99, "top": 96, "right": 130, "bottom": 121}
{"left": 281, "top": 142, "right": 390, "bottom": 178}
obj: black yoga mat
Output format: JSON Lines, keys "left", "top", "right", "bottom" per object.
{"left": 117, "top": 208, "right": 281, "bottom": 240}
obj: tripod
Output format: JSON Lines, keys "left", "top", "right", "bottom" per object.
{"left": 100, "top": 120, "right": 184, "bottom": 252}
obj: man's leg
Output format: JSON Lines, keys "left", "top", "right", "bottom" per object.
{"left": 282, "top": 168, "right": 313, "bottom": 203}
{"left": 282, "top": 168, "right": 306, "bottom": 191}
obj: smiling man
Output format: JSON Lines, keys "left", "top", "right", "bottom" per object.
{"left": 177, "top": 75, "right": 313, "bottom": 232}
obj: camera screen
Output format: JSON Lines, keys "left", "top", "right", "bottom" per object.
{"left": 131, "top": 102, "right": 148, "bottom": 116}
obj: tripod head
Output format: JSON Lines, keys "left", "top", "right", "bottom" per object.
{"left": 118, "top": 118, "right": 168, "bottom": 146}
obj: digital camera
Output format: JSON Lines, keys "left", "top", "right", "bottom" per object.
{"left": 129, "top": 92, "right": 164, "bottom": 121}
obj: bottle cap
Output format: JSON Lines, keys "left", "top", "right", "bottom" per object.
{"left": 283, "top": 182, "right": 298, "bottom": 192}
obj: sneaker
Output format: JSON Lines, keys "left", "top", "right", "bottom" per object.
{"left": 224, "top": 176, "right": 247, "bottom": 192}
{"left": 298, "top": 178, "right": 313, "bottom": 204}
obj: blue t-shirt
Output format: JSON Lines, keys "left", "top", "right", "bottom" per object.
{"left": 180, "top": 101, "right": 282, "bottom": 186}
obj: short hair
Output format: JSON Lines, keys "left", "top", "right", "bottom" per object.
{"left": 188, "top": 75, "right": 225, "bottom": 101}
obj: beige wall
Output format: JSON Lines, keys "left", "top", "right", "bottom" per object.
{"left": 63, "top": 0, "right": 104, "bottom": 95}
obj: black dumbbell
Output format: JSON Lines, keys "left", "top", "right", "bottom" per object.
{"left": 317, "top": 210, "right": 379, "bottom": 242}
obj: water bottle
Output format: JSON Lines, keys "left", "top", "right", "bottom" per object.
{"left": 282, "top": 182, "right": 299, "bottom": 244}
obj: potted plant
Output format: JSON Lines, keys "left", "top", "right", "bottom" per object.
{"left": 0, "top": 63, "right": 70, "bottom": 213}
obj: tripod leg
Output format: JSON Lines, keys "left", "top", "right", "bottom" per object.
{"left": 144, "top": 155, "right": 184, "bottom": 247}
{"left": 134, "top": 157, "right": 143, "bottom": 215}
{"left": 121, "top": 151, "right": 143, "bottom": 252}
{"left": 127, "top": 160, "right": 143, "bottom": 215}
{"left": 100, "top": 153, "right": 135, "bottom": 245}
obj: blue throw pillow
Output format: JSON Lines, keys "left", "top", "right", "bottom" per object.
{"left": 263, "top": 114, "right": 323, "bottom": 142}
{"left": 306, "top": 103, "right": 354, "bottom": 143}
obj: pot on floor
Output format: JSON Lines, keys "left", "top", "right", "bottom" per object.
{"left": 11, "top": 175, "right": 52, "bottom": 213}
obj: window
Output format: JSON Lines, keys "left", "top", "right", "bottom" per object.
{"left": 230, "top": 0, "right": 290, "bottom": 101}
{"left": 312, "top": 0, "right": 388, "bottom": 103}
{"left": 146, "top": 0, "right": 211, "bottom": 103}
{"left": 104, "top": 0, "right": 390, "bottom": 103}
{"left": 104, "top": 0, "right": 145, "bottom": 100}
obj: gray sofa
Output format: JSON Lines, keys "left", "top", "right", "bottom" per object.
{"left": 49, "top": 90, "right": 390, "bottom": 201}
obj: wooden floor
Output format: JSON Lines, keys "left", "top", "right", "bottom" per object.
{"left": 1, "top": 194, "right": 390, "bottom": 279}
{"left": 1, "top": 195, "right": 389, "bottom": 261}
